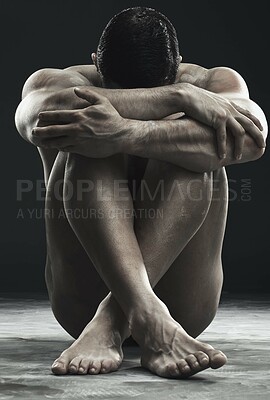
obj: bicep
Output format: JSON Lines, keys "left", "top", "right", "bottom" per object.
{"left": 21, "top": 68, "right": 90, "bottom": 99}
{"left": 16, "top": 68, "right": 91, "bottom": 142}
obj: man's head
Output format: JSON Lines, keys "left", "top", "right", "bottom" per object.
{"left": 92, "top": 7, "right": 181, "bottom": 88}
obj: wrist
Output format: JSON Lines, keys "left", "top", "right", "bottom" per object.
{"left": 117, "top": 118, "right": 143, "bottom": 154}
{"left": 176, "top": 82, "right": 194, "bottom": 114}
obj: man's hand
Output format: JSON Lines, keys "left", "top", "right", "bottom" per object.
{"left": 32, "top": 88, "right": 126, "bottom": 157}
{"left": 180, "top": 83, "right": 265, "bottom": 159}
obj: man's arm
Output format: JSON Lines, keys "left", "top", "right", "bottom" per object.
{"left": 15, "top": 67, "right": 185, "bottom": 144}
{"left": 15, "top": 68, "right": 91, "bottom": 144}
{"left": 17, "top": 65, "right": 267, "bottom": 171}
{"left": 16, "top": 65, "right": 262, "bottom": 148}
{"left": 119, "top": 67, "right": 268, "bottom": 171}
{"left": 32, "top": 82, "right": 267, "bottom": 172}
{"left": 178, "top": 66, "right": 266, "bottom": 159}
{"left": 119, "top": 114, "right": 267, "bottom": 173}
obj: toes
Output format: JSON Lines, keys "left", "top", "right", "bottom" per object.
{"left": 178, "top": 352, "right": 211, "bottom": 377}
{"left": 185, "top": 354, "right": 201, "bottom": 372}
{"left": 206, "top": 349, "right": 228, "bottom": 369}
{"left": 110, "top": 359, "right": 121, "bottom": 372}
{"left": 102, "top": 357, "right": 122, "bottom": 373}
{"left": 88, "top": 360, "right": 102, "bottom": 374}
{"left": 166, "top": 363, "right": 180, "bottom": 377}
{"left": 68, "top": 356, "right": 81, "bottom": 374}
{"left": 177, "top": 359, "right": 191, "bottom": 376}
{"left": 100, "top": 359, "right": 113, "bottom": 373}
{"left": 78, "top": 359, "right": 92, "bottom": 374}
{"left": 194, "top": 351, "right": 210, "bottom": 368}
{"left": 51, "top": 357, "right": 69, "bottom": 375}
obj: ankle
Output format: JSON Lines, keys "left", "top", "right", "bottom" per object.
{"left": 127, "top": 295, "right": 170, "bottom": 329}
{"left": 96, "top": 294, "right": 131, "bottom": 341}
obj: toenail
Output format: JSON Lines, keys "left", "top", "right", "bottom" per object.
{"left": 183, "top": 366, "right": 190, "bottom": 372}
{"left": 79, "top": 367, "right": 84, "bottom": 372}
{"left": 194, "top": 362, "right": 199, "bottom": 367}
{"left": 101, "top": 368, "right": 106, "bottom": 372}
{"left": 52, "top": 362, "right": 59, "bottom": 368}
{"left": 90, "top": 367, "right": 96, "bottom": 373}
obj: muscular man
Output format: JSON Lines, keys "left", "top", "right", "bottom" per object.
{"left": 15, "top": 7, "right": 267, "bottom": 379}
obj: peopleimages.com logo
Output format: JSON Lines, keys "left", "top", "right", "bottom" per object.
{"left": 15, "top": 177, "right": 252, "bottom": 220}
{"left": 16, "top": 177, "right": 252, "bottom": 203}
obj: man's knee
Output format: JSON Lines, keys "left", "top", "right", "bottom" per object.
{"left": 168, "top": 170, "right": 213, "bottom": 225}
{"left": 65, "top": 152, "right": 89, "bottom": 178}
{"left": 186, "top": 170, "right": 212, "bottom": 209}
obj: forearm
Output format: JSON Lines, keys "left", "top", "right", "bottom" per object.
{"left": 15, "top": 82, "right": 185, "bottom": 144}
{"left": 47, "top": 84, "right": 184, "bottom": 120}
{"left": 91, "top": 85, "right": 184, "bottom": 120}
{"left": 120, "top": 118, "right": 265, "bottom": 173}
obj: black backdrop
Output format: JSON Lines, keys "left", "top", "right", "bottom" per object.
{"left": 1, "top": 0, "right": 269, "bottom": 293}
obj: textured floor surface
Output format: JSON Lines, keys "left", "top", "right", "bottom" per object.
{"left": 0, "top": 292, "right": 270, "bottom": 400}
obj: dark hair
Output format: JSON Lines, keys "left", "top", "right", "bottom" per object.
{"left": 96, "top": 7, "right": 181, "bottom": 88}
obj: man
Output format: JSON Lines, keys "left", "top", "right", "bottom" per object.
{"left": 15, "top": 7, "right": 267, "bottom": 379}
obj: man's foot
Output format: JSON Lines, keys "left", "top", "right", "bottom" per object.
{"left": 51, "top": 302, "right": 128, "bottom": 375}
{"left": 130, "top": 300, "right": 227, "bottom": 379}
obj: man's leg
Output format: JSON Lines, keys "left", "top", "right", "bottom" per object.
{"left": 45, "top": 152, "right": 126, "bottom": 375}
{"left": 154, "top": 167, "right": 227, "bottom": 338}
{"left": 44, "top": 152, "right": 110, "bottom": 336}
{"left": 133, "top": 162, "right": 228, "bottom": 376}
{"left": 52, "top": 153, "right": 226, "bottom": 378}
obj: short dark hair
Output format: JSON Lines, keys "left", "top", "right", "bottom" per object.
{"left": 96, "top": 7, "right": 181, "bottom": 88}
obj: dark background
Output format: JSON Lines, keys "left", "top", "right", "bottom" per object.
{"left": 1, "top": 0, "right": 269, "bottom": 294}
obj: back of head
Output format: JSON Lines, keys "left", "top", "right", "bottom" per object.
{"left": 96, "top": 7, "right": 181, "bottom": 88}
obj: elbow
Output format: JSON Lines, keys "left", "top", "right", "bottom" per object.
{"left": 14, "top": 104, "right": 25, "bottom": 139}
{"left": 14, "top": 102, "right": 34, "bottom": 144}
{"left": 247, "top": 103, "right": 268, "bottom": 161}
{"left": 244, "top": 134, "right": 267, "bottom": 162}
{"left": 252, "top": 146, "right": 266, "bottom": 161}
{"left": 251, "top": 115, "right": 268, "bottom": 161}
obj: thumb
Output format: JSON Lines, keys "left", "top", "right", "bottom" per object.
{"left": 74, "top": 87, "right": 105, "bottom": 104}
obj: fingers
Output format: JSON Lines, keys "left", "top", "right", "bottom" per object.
{"left": 232, "top": 103, "right": 264, "bottom": 131}
{"left": 228, "top": 118, "right": 245, "bottom": 160}
{"left": 32, "top": 123, "right": 79, "bottom": 138}
{"left": 216, "top": 123, "right": 227, "bottom": 159}
{"left": 74, "top": 87, "right": 107, "bottom": 104}
{"left": 38, "top": 110, "right": 76, "bottom": 123}
{"left": 235, "top": 116, "right": 266, "bottom": 148}
{"left": 225, "top": 115, "right": 265, "bottom": 161}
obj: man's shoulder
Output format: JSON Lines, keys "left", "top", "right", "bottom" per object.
{"left": 21, "top": 65, "right": 100, "bottom": 99}
{"left": 64, "top": 65, "right": 102, "bottom": 87}
{"left": 177, "top": 63, "right": 248, "bottom": 94}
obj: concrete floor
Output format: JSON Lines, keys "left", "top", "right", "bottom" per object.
{"left": 0, "top": 293, "right": 270, "bottom": 400}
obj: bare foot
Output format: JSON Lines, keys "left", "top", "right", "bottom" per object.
{"left": 51, "top": 302, "right": 128, "bottom": 375}
{"left": 129, "top": 300, "right": 227, "bottom": 379}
